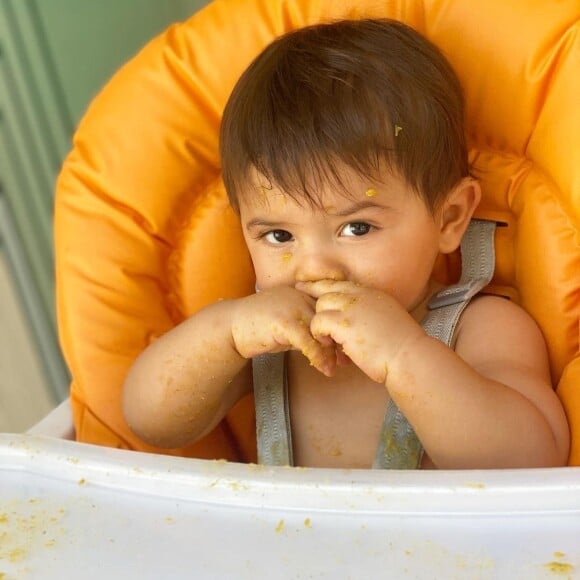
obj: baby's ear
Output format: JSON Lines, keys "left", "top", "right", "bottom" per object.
{"left": 437, "top": 178, "right": 481, "bottom": 254}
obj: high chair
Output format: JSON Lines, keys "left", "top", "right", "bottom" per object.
{"left": 1, "top": 0, "right": 578, "bottom": 577}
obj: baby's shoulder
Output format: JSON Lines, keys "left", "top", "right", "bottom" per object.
{"left": 459, "top": 294, "right": 536, "bottom": 328}
{"left": 453, "top": 295, "right": 549, "bottom": 365}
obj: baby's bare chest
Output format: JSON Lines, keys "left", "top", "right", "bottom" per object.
{"left": 286, "top": 353, "right": 390, "bottom": 468}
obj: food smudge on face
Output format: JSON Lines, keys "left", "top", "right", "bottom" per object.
{"left": 364, "top": 188, "right": 377, "bottom": 197}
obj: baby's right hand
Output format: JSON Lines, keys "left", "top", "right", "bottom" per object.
{"left": 230, "top": 286, "right": 336, "bottom": 376}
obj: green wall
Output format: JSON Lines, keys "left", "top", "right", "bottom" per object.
{"left": 0, "top": 0, "right": 211, "bottom": 401}
{"left": 36, "top": 0, "right": 209, "bottom": 125}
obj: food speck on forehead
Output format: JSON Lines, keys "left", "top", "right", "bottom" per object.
{"left": 270, "top": 192, "right": 287, "bottom": 206}
{"left": 364, "top": 188, "right": 378, "bottom": 197}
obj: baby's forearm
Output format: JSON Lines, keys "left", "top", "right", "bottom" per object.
{"left": 122, "top": 300, "right": 248, "bottom": 448}
{"left": 386, "top": 336, "right": 566, "bottom": 469}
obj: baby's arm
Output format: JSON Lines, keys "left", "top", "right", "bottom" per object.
{"left": 301, "top": 280, "right": 569, "bottom": 469}
{"left": 123, "top": 287, "right": 335, "bottom": 448}
{"left": 401, "top": 295, "right": 570, "bottom": 469}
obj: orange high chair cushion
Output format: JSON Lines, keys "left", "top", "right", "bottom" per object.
{"left": 55, "top": 0, "right": 580, "bottom": 464}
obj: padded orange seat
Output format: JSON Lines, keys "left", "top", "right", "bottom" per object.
{"left": 55, "top": 0, "right": 580, "bottom": 463}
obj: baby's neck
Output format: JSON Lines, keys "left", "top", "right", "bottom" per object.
{"left": 410, "top": 279, "right": 443, "bottom": 323}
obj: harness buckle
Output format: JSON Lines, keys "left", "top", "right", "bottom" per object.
{"left": 427, "top": 277, "right": 489, "bottom": 310}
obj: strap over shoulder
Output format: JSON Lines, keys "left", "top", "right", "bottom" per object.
{"left": 424, "top": 219, "right": 497, "bottom": 343}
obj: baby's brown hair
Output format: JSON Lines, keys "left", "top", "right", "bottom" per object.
{"left": 220, "top": 19, "right": 469, "bottom": 212}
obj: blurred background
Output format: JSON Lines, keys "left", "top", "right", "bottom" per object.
{"left": 0, "top": 0, "right": 210, "bottom": 431}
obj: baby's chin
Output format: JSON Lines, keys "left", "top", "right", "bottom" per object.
{"left": 407, "top": 280, "right": 443, "bottom": 319}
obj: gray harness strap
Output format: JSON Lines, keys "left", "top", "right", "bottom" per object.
{"left": 254, "top": 219, "right": 497, "bottom": 468}
{"left": 253, "top": 351, "right": 293, "bottom": 466}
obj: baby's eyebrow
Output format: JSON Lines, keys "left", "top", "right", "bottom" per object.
{"left": 329, "top": 200, "right": 389, "bottom": 216}
{"left": 245, "top": 218, "right": 289, "bottom": 229}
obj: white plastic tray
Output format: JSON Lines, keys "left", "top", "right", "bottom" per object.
{"left": 1, "top": 432, "right": 579, "bottom": 579}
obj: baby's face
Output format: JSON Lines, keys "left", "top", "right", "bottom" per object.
{"left": 238, "top": 169, "right": 446, "bottom": 313}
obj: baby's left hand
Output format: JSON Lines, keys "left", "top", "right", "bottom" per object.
{"left": 296, "top": 280, "right": 425, "bottom": 383}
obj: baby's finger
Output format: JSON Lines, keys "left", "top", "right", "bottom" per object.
{"left": 310, "top": 310, "right": 352, "bottom": 348}
{"left": 295, "top": 279, "right": 359, "bottom": 299}
{"left": 284, "top": 324, "right": 336, "bottom": 376}
{"left": 303, "top": 337, "right": 337, "bottom": 377}
{"left": 336, "top": 346, "right": 352, "bottom": 366}
{"left": 311, "top": 312, "right": 387, "bottom": 383}
{"left": 315, "top": 291, "right": 360, "bottom": 314}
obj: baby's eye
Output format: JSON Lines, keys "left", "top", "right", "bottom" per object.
{"left": 340, "top": 222, "right": 372, "bottom": 237}
{"left": 264, "top": 229, "right": 293, "bottom": 244}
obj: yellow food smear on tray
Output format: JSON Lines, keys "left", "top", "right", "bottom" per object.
{"left": 544, "top": 561, "right": 574, "bottom": 575}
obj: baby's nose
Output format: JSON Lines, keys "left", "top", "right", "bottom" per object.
{"left": 294, "top": 252, "right": 347, "bottom": 283}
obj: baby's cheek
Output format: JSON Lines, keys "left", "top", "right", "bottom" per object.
{"left": 280, "top": 252, "right": 293, "bottom": 265}
{"left": 256, "top": 260, "right": 295, "bottom": 289}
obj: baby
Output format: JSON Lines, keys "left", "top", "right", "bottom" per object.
{"left": 122, "top": 19, "right": 569, "bottom": 469}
